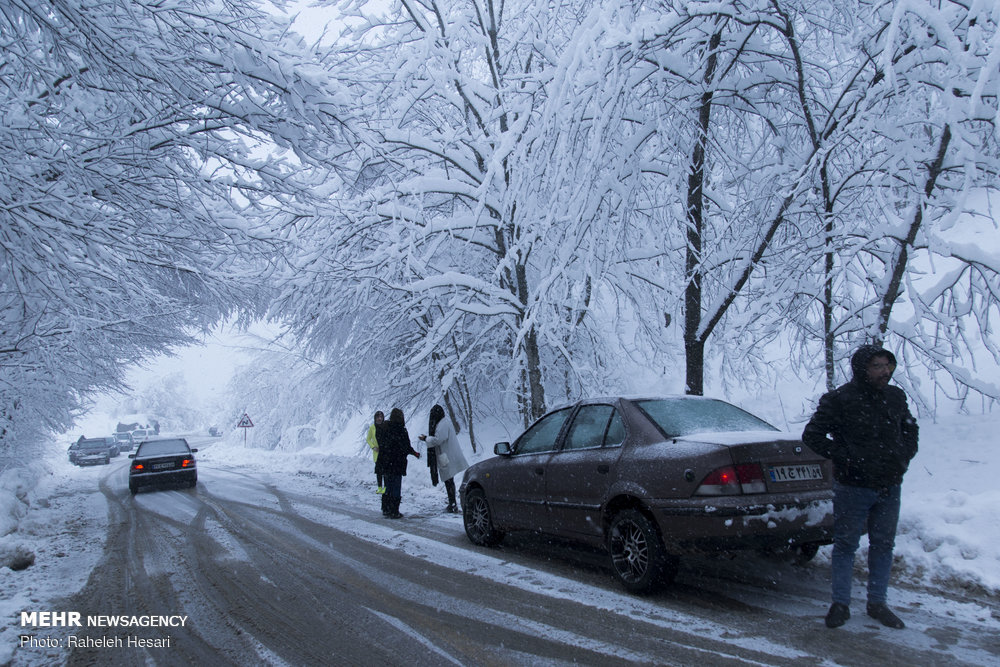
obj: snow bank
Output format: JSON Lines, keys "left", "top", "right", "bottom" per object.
{"left": 893, "top": 413, "right": 1000, "bottom": 593}
{"left": 0, "top": 463, "right": 48, "bottom": 538}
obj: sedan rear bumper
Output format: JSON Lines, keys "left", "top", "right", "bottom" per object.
{"left": 129, "top": 469, "right": 197, "bottom": 485}
{"left": 648, "top": 491, "right": 833, "bottom": 552}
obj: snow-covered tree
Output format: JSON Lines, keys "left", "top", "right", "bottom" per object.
{"left": 0, "top": 0, "right": 357, "bottom": 450}
{"left": 272, "top": 0, "right": 621, "bottom": 427}
{"left": 524, "top": 0, "right": 1000, "bottom": 407}
{"left": 812, "top": 1, "right": 1000, "bottom": 407}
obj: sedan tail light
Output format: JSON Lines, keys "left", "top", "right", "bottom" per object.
{"left": 695, "top": 464, "right": 766, "bottom": 495}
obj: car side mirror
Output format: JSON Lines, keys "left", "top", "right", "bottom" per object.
{"left": 494, "top": 442, "right": 512, "bottom": 456}
{"left": 191, "top": 448, "right": 199, "bottom": 453}
{"left": 128, "top": 454, "right": 135, "bottom": 459}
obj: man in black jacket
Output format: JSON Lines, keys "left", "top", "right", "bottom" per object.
{"left": 803, "top": 344, "right": 919, "bottom": 630}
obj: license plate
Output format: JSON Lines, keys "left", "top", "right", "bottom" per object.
{"left": 152, "top": 462, "right": 174, "bottom": 470}
{"left": 768, "top": 464, "right": 823, "bottom": 482}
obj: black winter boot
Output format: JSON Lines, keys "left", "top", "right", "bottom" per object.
{"left": 866, "top": 603, "right": 904, "bottom": 629}
{"left": 388, "top": 497, "right": 403, "bottom": 519}
{"left": 825, "top": 603, "right": 850, "bottom": 628}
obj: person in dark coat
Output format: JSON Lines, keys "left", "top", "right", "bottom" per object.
{"left": 378, "top": 408, "right": 420, "bottom": 519}
{"left": 803, "top": 344, "right": 919, "bottom": 630}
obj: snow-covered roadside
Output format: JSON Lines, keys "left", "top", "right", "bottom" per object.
{"left": 1, "top": 411, "right": 998, "bottom": 664}
{"left": 0, "top": 458, "right": 109, "bottom": 665}
{"left": 894, "top": 412, "right": 1000, "bottom": 593}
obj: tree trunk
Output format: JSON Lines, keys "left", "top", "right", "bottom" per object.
{"left": 524, "top": 324, "right": 546, "bottom": 421}
{"left": 514, "top": 260, "right": 546, "bottom": 423}
{"left": 683, "top": 30, "right": 721, "bottom": 396}
{"left": 822, "top": 161, "right": 836, "bottom": 391}
{"left": 875, "top": 124, "right": 951, "bottom": 341}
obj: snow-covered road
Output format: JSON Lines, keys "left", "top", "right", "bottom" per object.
{"left": 7, "top": 436, "right": 999, "bottom": 666}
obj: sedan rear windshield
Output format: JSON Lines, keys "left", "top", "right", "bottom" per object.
{"left": 135, "top": 440, "right": 190, "bottom": 457}
{"left": 634, "top": 398, "right": 776, "bottom": 438}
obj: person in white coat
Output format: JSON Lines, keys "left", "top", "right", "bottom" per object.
{"left": 419, "top": 404, "right": 469, "bottom": 513}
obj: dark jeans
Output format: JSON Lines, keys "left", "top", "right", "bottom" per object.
{"left": 384, "top": 474, "right": 402, "bottom": 501}
{"left": 831, "top": 482, "right": 901, "bottom": 606}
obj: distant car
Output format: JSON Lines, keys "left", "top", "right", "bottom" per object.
{"left": 130, "top": 428, "right": 152, "bottom": 444}
{"left": 208, "top": 426, "right": 221, "bottom": 437}
{"left": 103, "top": 436, "right": 121, "bottom": 458}
{"left": 114, "top": 431, "right": 135, "bottom": 452}
{"left": 68, "top": 437, "right": 113, "bottom": 466}
{"left": 128, "top": 438, "right": 198, "bottom": 494}
{"left": 460, "top": 395, "right": 834, "bottom": 593}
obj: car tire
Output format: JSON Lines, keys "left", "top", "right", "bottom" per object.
{"left": 463, "top": 488, "right": 504, "bottom": 546}
{"left": 796, "top": 541, "right": 821, "bottom": 563}
{"left": 607, "top": 509, "right": 677, "bottom": 594}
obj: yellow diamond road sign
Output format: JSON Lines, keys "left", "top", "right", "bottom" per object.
{"left": 236, "top": 413, "right": 254, "bottom": 428}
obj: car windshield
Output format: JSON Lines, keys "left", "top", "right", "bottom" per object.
{"left": 135, "top": 439, "right": 190, "bottom": 457}
{"left": 634, "top": 398, "right": 776, "bottom": 438}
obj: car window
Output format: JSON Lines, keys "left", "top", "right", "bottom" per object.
{"left": 635, "top": 398, "right": 776, "bottom": 438}
{"left": 515, "top": 408, "right": 571, "bottom": 454}
{"left": 605, "top": 410, "right": 626, "bottom": 446}
{"left": 564, "top": 405, "right": 616, "bottom": 450}
{"left": 135, "top": 439, "right": 191, "bottom": 457}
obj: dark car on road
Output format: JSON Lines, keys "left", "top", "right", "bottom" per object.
{"left": 68, "top": 437, "right": 114, "bottom": 466}
{"left": 460, "top": 395, "right": 833, "bottom": 593}
{"left": 128, "top": 438, "right": 198, "bottom": 494}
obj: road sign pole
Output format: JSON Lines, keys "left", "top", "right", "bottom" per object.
{"left": 236, "top": 412, "right": 254, "bottom": 447}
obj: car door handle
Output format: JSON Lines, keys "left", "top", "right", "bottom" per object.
{"left": 534, "top": 467, "right": 544, "bottom": 476}
{"left": 597, "top": 464, "right": 610, "bottom": 474}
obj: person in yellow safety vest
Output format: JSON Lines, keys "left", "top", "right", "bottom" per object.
{"left": 367, "top": 411, "right": 386, "bottom": 498}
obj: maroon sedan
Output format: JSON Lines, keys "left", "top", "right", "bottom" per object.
{"left": 460, "top": 396, "right": 833, "bottom": 593}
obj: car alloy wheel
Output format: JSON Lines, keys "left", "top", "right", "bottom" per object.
{"left": 607, "top": 509, "right": 676, "bottom": 593}
{"left": 463, "top": 489, "right": 504, "bottom": 546}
